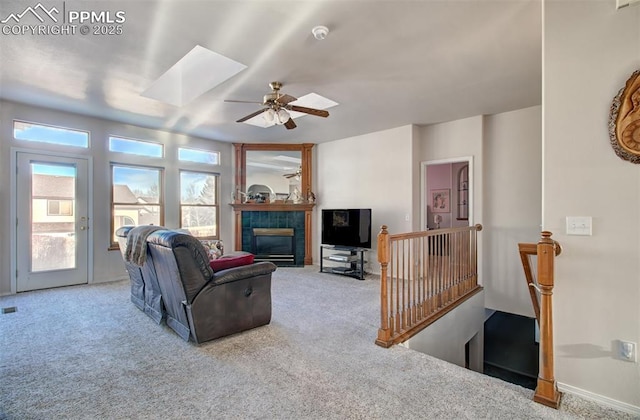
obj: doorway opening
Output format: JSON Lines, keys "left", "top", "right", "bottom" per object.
{"left": 420, "top": 157, "right": 473, "bottom": 231}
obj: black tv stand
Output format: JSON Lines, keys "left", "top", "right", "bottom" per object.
{"left": 319, "top": 245, "right": 367, "bottom": 280}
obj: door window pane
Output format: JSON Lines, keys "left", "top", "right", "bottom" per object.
{"left": 31, "top": 163, "right": 77, "bottom": 271}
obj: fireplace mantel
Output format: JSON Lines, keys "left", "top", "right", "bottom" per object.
{"left": 230, "top": 203, "right": 315, "bottom": 265}
{"left": 230, "top": 203, "right": 315, "bottom": 212}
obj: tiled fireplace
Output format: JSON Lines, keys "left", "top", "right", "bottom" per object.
{"left": 231, "top": 203, "right": 314, "bottom": 266}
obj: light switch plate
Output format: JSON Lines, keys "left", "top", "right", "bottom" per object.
{"left": 566, "top": 216, "right": 592, "bottom": 236}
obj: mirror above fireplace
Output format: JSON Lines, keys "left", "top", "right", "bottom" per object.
{"left": 233, "top": 143, "right": 314, "bottom": 203}
{"left": 246, "top": 150, "right": 301, "bottom": 201}
{"left": 231, "top": 143, "right": 316, "bottom": 264}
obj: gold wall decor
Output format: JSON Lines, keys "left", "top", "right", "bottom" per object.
{"left": 609, "top": 69, "right": 640, "bottom": 164}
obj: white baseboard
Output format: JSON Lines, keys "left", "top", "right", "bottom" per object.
{"left": 558, "top": 382, "right": 640, "bottom": 416}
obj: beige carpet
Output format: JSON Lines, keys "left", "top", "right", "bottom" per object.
{"left": 0, "top": 267, "right": 634, "bottom": 419}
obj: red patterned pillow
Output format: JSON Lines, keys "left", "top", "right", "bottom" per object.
{"left": 209, "top": 253, "right": 255, "bottom": 271}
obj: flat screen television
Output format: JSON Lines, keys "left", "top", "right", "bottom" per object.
{"left": 321, "top": 209, "right": 372, "bottom": 249}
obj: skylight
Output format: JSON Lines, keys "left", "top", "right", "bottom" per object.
{"left": 141, "top": 45, "right": 247, "bottom": 107}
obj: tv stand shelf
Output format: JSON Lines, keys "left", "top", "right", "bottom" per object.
{"left": 320, "top": 246, "right": 367, "bottom": 280}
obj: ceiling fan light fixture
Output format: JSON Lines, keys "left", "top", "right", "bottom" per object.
{"left": 263, "top": 108, "right": 276, "bottom": 123}
{"left": 275, "top": 108, "right": 290, "bottom": 125}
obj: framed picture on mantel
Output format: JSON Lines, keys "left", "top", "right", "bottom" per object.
{"left": 431, "top": 189, "right": 450, "bottom": 213}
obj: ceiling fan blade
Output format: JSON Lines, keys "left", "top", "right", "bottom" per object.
{"left": 236, "top": 108, "right": 268, "bottom": 123}
{"left": 284, "top": 118, "right": 297, "bottom": 130}
{"left": 276, "top": 94, "right": 297, "bottom": 105}
{"left": 288, "top": 105, "right": 329, "bottom": 118}
{"left": 225, "top": 99, "right": 263, "bottom": 104}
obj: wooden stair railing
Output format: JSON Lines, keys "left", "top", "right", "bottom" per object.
{"left": 376, "top": 224, "right": 483, "bottom": 348}
{"left": 518, "top": 231, "right": 562, "bottom": 409}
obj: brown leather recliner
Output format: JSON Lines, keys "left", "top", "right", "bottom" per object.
{"left": 145, "top": 230, "right": 277, "bottom": 344}
{"left": 115, "top": 225, "right": 165, "bottom": 324}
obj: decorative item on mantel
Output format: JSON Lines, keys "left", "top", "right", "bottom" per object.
{"left": 609, "top": 69, "right": 640, "bottom": 164}
{"left": 306, "top": 189, "right": 316, "bottom": 204}
{"left": 288, "top": 187, "right": 303, "bottom": 204}
{"left": 232, "top": 187, "right": 243, "bottom": 204}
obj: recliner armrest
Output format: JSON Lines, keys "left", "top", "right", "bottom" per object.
{"left": 210, "top": 262, "right": 277, "bottom": 286}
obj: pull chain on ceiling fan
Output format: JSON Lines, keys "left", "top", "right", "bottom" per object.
{"left": 224, "top": 81, "right": 329, "bottom": 130}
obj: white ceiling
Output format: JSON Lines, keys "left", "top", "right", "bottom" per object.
{"left": 0, "top": 0, "right": 542, "bottom": 144}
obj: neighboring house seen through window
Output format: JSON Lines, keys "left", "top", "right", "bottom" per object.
{"left": 47, "top": 200, "right": 73, "bottom": 216}
{"left": 111, "top": 164, "right": 163, "bottom": 244}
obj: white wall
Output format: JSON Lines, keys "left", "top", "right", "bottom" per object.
{"left": 484, "top": 106, "right": 542, "bottom": 317}
{"left": 0, "top": 101, "right": 233, "bottom": 295}
{"left": 417, "top": 115, "right": 484, "bottom": 231}
{"left": 416, "top": 109, "right": 542, "bottom": 319}
{"left": 315, "top": 125, "right": 415, "bottom": 273}
{"left": 417, "top": 115, "right": 485, "bottom": 289}
{"left": 405, "top": 291, "right": 485, "bottom": 371}
{"left": 545, "top": 0, "right": 640, "bottom": 410}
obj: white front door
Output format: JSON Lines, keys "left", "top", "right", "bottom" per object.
{"left": 16, "top": 152, "right": 90, "bottom": 291}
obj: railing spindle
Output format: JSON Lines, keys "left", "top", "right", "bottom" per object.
{"left": 376, "top": 224, "right": 483, "bottom": 347}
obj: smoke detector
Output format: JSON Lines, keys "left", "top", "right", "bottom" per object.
{"left": 312, "top": 25, "right": 329, "bottom": 40}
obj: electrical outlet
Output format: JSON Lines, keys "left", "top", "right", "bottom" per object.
{"left": 618, "top": 340, "right": 637, "bottom": 362}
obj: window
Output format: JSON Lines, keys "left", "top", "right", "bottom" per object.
{"left": 14, "top": 121, "right": 89, "bottom": 148}
{"left": 47, "top": 200, "right": 73, "bottom": 216}
{"left": 111, "top": 164, "right": 163, "bottom": 244}
{"left": 178, "top": 147, "right": 219, "bottom": 165}
{"left": 180, "top": 170, "right": 219, "bottom": 238}
{"left": 109, "top": 136, "right": 163, "bottom": 158}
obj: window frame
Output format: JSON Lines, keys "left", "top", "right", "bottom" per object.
{"left": 110, "top": 162, "right": 165, "bottom": 248}
{"left": 108, "top": 135, "right": 164, "bottom": 158}
{"left": 13, "top": 120, "right": 90, "bottom": 148}
{"left": 178, "top": 147, "right": 220, "bottom": 165}
{"left": 179, "top": 169, "right": 220, "bottom": 240}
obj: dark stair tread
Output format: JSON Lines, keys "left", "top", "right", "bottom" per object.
{"left": 484, "top": 311, "right": 539, "bottom": 385}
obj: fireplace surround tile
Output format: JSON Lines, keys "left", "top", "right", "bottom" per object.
{"left": 241, "top": 211, "right": 305, "bottom": 266}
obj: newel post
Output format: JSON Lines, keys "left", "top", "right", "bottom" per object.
{"left": 534, "top": 231, "right": 562, "bottom": 408}
{"left": 375, "top": 225, "right": 392, "bottom": 348}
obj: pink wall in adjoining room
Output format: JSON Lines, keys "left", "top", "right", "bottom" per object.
{"left": 426, "top": 163, "right": 452, "bottom": 229}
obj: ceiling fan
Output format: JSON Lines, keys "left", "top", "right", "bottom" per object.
{"left": 283, "top": 167, "right": 302, "bottom": 179}
{"left": 225, "top": 81, "right": 329, "bottom": 130}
